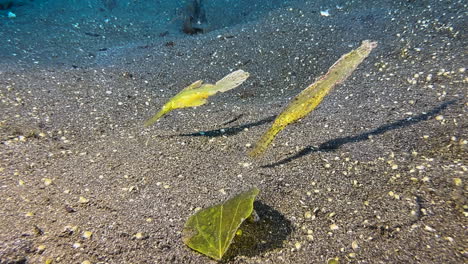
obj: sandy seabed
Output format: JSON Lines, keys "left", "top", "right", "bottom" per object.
{"left": 0, "top": 0, "right": 466, "bottom": 263}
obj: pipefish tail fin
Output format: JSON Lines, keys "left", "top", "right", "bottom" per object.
{"left": 249, "top": 123, "right": 284, "bottom": 157}
{"left": 144, "top": 106, "right": 172, "bottom": 127}
{"left": 214, "top": 70, "right": 250, "bottom": 93}
{"left": 248, "top": 80, "right": 333, "bottom": 157}
{"left": 144, "top": 92, "right": 208, "bottom": 127}
{"left": 144, "top": 81, "right": 201, "bottom": 127}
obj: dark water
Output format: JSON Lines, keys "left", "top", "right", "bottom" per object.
{"left": 0, "top": 0, "right": 465, "bottom": 81}
{"left": 0, "top": 0, "right": 305, "bottom": 67}
{"left": 0, "top": 0, "right": 292, "bottom": 36}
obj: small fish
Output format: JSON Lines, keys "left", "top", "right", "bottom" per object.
{"left": 249, "top": 40, "right": 378, "bottom": 157}
{"left": 145, "top": 70, "right": 250, "bottom": 127}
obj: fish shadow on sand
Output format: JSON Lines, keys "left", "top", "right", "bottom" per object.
{"left": 263, "top": 100, "right": 457, "bottom": 168}
{"left": 222, "top": 201, "right": 293, "bottom": 262}
{"left": 178, "top": 115, "right": 276, "bottom": 137}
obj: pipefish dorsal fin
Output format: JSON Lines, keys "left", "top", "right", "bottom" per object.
{"left": 183, "top": 80, "right": 204, "bottom": 90}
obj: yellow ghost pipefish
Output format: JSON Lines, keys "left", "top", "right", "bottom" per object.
{"left": 144, "top": 70, "right": 250, "bottom": 127}
{"left": 249, "top": 40, "right": 378, "bottom": 157}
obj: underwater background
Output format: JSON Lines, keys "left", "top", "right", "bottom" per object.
{"left": 0, "top": 0, "right": 466, "bottom": 263}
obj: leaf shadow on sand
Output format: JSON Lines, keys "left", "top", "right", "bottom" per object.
{"left": 262, "top": 100, "right": 457, "bottom": 168}
{"left": 178, "top": 115, "right": 276, "bottom": 137}
{"left": 221, "top": 201, "right": 293, "bottom": 262}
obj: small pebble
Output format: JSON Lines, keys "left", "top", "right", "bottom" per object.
{"left": 79, "top": 197, "right": 89, "bottom": 204}
{"left": 424, "top": 225, "right": 436, "bottom": 232}
{"left": 320, "top": 9, "right": 330, "bottom": 16}
{"left": 37, "top": 244, "right": 46, "bottom": 253}
{"left": 444, "top": 236, "right": 454, "bottom": 242}
{"left": 42, "top": 178, "right": 53, "bottom": 186}
{"left": 25, "top": 212, "right": 35, "bottom": 217}
{"left": 453, "top": 178, "right": 462, "bottom": 186}
{"left": 294, "top": 242, "right": 302, "bottom": 250}
{"left": 63, "top": 225, "right": 78, "bottom": 235}
{"left": 82, "top": 231, "right": 93, "bottom": 239}
{"left": 240, "top": 162, "right": 251, "bottom": 167}
{"left": 134, "top": 232, "right": 145, "bottom": 239}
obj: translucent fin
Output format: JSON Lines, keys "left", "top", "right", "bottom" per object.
{"left": 214, "top": 70, "right": 250, "bottom": 93}
{"left": 183, "top": 80, "right": 204, "bottom": 90}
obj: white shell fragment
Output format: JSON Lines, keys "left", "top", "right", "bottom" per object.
{"left": 320, "top": 10, "right": 330, "bottom": 16}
